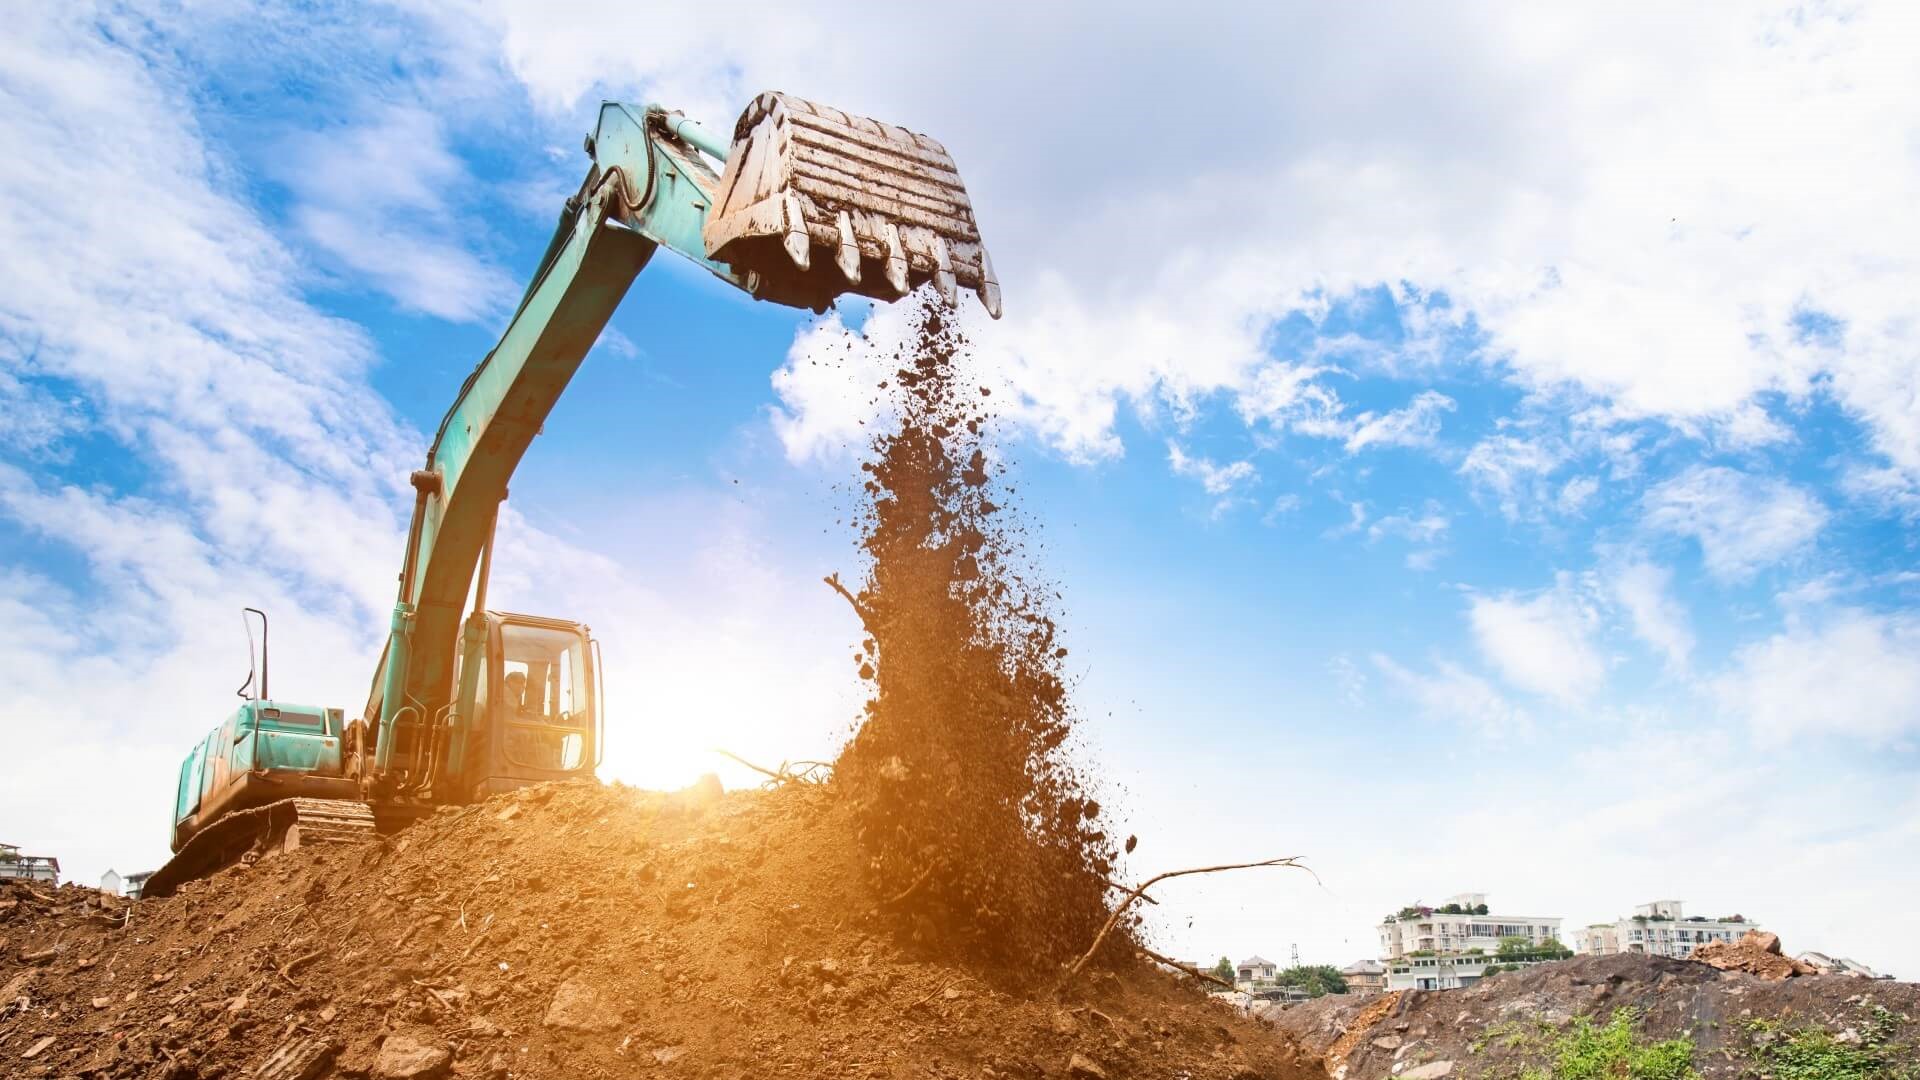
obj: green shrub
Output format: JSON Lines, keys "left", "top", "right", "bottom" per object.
{"left": 1745, "top": 1007, "right": 1917, "bottom": 1080}
{"left": 1489, "top": 1009, "right": 1700, "bottom": 1080}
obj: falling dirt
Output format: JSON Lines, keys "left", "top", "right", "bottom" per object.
{"left": 830, "top": 300, "right": 1118, "bottom": 977}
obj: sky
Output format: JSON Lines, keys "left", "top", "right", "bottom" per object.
{"left": 2, "top": 2, "right": 1917, "bottom": 977}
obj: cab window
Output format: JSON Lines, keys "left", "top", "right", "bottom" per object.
{"left": 498, "top": 623, "right": 588, "bottom": 771}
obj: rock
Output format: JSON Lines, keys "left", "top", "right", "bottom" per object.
{"left": 373, "top": 1034, "right": 451, "bottom": 1080}
{"left": 1371, "top": 1035, "right": 1404, "bottom": 1051}
{"left": 253, "top": 1035, "right": 339, "bottom": 1080}
{"left": 1401, "top": 1062, "right": 1454, "bottom": 1080}
{"left": 1748, "top": 931, "right": 1783, "bottom": 955}
{"left": 467, "top": 1015, "right": 504, "bottom": 1038}
{"left": 1067, "top": 1053, "right": 1108, "bottom": 1079}
{"left": 652, "top": 1045, "right": 685, "bottom": 1065}
{"left": 543, "top": 977, "right": 619, "bottom": 1032}
{"left": 21, "top": 1035, "right": 56, "bottom": 1060}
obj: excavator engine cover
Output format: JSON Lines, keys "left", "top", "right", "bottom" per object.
{"left": 704, "top": 92, "right": 1000, "bottom": 318}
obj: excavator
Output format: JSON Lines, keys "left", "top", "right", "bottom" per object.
{"left": 143, "top": 92, "right": 999, "bottom": 898}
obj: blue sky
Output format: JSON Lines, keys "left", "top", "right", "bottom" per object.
{"left": 3, "top": 3, "right": 1918, "bottom": 977}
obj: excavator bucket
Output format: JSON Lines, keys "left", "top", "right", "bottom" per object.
{"left": 704, "top": 92, "right": 1001, "bottom": 318}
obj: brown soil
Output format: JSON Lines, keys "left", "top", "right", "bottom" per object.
{"left": 1261, "top": 953, "right": 1919, "bottom": 1080}
{"left": 1, "top": 783, "right": 1314, "bottom": 1079}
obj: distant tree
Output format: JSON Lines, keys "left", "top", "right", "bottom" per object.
{"left": 1275, "top": 964, "right": 1349, "bottom": 997}
{"left": 1496, "top": 936, "right": 1572, "bottom": 961}
{"left": 1473, "top": 903, "right": 1490, "bottom": 915}
{"left": 1437, "top": 903, "right": 1464, "bottom": 914}
{"left": 1212, "top": 957, "right": 1235, "bottom": 985}
{"left": 1496, "top": 936, "right": 1534, "bottom": 957}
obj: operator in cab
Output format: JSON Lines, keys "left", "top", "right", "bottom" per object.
{"left": 504, "top": 670, "right": 532, "bottom": 716}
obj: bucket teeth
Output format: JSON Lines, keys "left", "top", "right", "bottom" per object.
{"left": 781, "top": 190, "right": 811, "bottom": 271}
{"left": 834, "top": 210, "right": 861, "bottom": 284}
{"left": 977, "top": 247, "right": 1002, "bottom": 320}
{"left": 882, "top": 221, "right": 909, "bottom": 296}
{"left": 930, "top": 236, "right": 958, "bottom": 307}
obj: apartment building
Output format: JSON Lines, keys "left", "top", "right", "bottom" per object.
{"left": 1379, "top": 893, "right": 1566, "bottom": 991}
{"left": 1574, "top": 901, "right": 1753, "bottom": 960}
{"left": 0, "top": 842, "right": 59, "bottom": 883}
{"left": 1379, "top": 893, "right": 1563, "bottom": 960}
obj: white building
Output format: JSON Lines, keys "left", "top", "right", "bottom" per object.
{"left": 0, "top": 843, "right": 59, "bottom": 883}
{"left": 1796, "top": 952, "right": 1886, "bottom": 979}
{"left": 1575, "top": 901, "right": 1753, "bottom": 960}
{"left": 1341, "top": 959, "right": 1387, "bottom": 995}
{"left": 1379, "top": 893, "right": 1563, "bottom": 960}
{"left": 1236, "top": 956, "right": 1279, "bottom": 985}
{"left": 1379, "top": 893, "right": 1566, "bottom": 991}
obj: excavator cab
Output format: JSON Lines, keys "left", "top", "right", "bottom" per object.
{"left": 456, "top": 612, "right": 601, "bottom": 799}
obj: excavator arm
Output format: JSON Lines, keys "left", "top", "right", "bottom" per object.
{"left": 358, "top": 95, "right": 996, "bottom": 794}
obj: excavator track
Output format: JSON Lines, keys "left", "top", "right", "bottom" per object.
{"left": 143, "top": 797, "right": 376, "bottom": 899}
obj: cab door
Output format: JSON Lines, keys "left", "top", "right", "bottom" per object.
{"left": 472, "top": 614, "right": 596, "bottom": 795}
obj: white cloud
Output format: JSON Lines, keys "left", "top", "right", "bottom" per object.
{"left": 1341, "top": 390, "right": 1456, "bottom": 453}
{"left": 1467, "top": 578, "right": 1606, "bottom": 702}
{"left": 1642, "top": 465, "right": 1827, "bottom": 580}
{"left": 1167, "top": 442, "right": 1257, "bottom": 497}
{"left": 1372, "top": 653, "right": 1531, "bottom": 737}
{"left": 1713, "top": 608, "right": 1920, "bottom": 746}
{"left": 1557, "top": 475, "right": 1600, "bottom": 516}
{"left": 275, "top": 104, "right": 518, "bottom": 322}
{"left": 1261, "top": 493, "right": 1303, "bottom": 525}
{"left": 1368, "top": 506, "right": 1449, "bottom": 545}
{"left": 1459, "top": 433, "right": 1564, "bottom": 519}
{"left": 1609, "top": 560, "right": 1694, "bottom": 672}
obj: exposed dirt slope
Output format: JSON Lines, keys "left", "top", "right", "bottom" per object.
{"left": 1261, "top": 953, "right": 1917, "bottom": 1080}
{"left": 2, "top": 782, "right": 1314, "bottom": 1079}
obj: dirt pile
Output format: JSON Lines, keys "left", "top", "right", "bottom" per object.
{"left": 1689, "top": 929, "right": 1818, "bottom": 980}
{"left": 831, "top": 301, "right": 1117, "bottom": 974}
{"left": 1, "top": 783, "right": 1312, "bottom": 1079}
{"left": 1261, "top": 953, "right": 1917, "bottom": 1080}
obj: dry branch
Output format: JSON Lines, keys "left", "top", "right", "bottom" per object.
{"left": 1138, "top": 946, "right": 1238, "bottom": 992}
{"left": 1064, "top": 856, "right": 1309, "bottom": 982}
{"left": 713, "top": 750, "right": 831, "bottom": 787}
{"left": 880, "top": 863, "right": 935, "bottom": 908}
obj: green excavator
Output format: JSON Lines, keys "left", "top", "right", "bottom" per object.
{"left": 144, "top": 92, "right": 999, "bottom": 898}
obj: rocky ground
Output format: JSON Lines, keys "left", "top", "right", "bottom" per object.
{"left": 0, "top": 781, "right": 1316, "bottom": 1080}
{"left": 1260, "top": 952, "right": 1918, "bottom": 1080}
